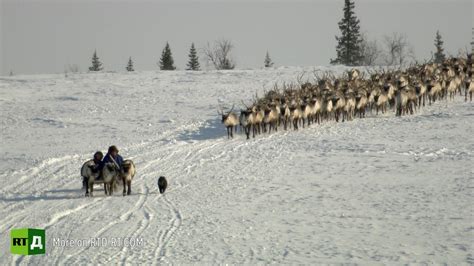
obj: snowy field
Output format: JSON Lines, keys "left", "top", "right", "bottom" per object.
{"left": 0, "top": 67, "right": 473, "bottom": 264}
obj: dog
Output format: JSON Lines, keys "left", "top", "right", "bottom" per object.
{"left": 158, "top": 176, "right": 168, "bottom": 194}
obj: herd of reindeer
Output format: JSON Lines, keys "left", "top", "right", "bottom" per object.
{"left": 218, "top": 54, "right": 474, "bottom": 139}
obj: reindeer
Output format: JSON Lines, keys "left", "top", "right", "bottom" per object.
{"left": 313, "top": 96, "right": 323, "bottom": 124}
{"left": 426, "top": 76, "right": 443, "bottom": 105}
{"left": 453, "top": 65, "right": 465, "bottom": 96}
{"left": 289, "top": 103, "right": 303, "bottom": 130}
{"left": 241, "top": 101, "right": 262, "bottom": 139}
{"left": 322, "top": 92, "right": 334, "bottom": 121}
{"left": 367, "top": 85, "right": 378, "bottom": 113}
{"left": 412, "top": 76, "right": 427, "bottom": 107}
{"left": 395, "top": 88, "right": 409, "bottom": 116}
{"left": 218, "top": 104, "right": 239, "bottom": 139}
{"left": 395, "top": 75, "right": 417, "bottom": 116}
{"left": 102, "top": 163, "right": 119, "bottom": 196}
{"left": 355, "top": 88, "right": 368, "bottom": 118}
{"left": 301, "top": 98, "right": 314, "bottom": 128}
{"left": 406, "top": 87, "right": 418, "bottom": 114}
{"left": 444, "top": 77, "right": 459, "bottom": 100}
{"left": 253, "top": 106, "right": 265, "bottom": 134}
{"left": 423, "top": 63, "right": 438, "bottom": 78}
{"left": 343, "top": 90, "right": 356, "bottom": 122}
{"left": 280, "top": 99, "right": 291, "bottom": 130}
{"left": 82, "top": 160, "right": 100, "bottom": 197}
{"left": 375, "top": 87, "right": 390, "bottom": 115}
{"left": 331, "top": 90, "right": 346, "bottom": 122}
{"left": 466, "top": 71, "right": 474, "bottom": 101}
{"left": 273, "top": 99, "right": 282, "bottom": 128}
{"left": 349, "top": 68, "right": 361, "bottom": 81}
{"left": 239, "top": 108, "right": 253, "bottom": 139}
{"left": 263, "top": 104, "right": 279, "bottom": 133}
{"left": 383, "top": 79, "right": 397, "bottom": 109}
{"left": 222, "top": 59, "right": 467, "bottom": 140}
{"left": 121, "top": 160, "right": 136, "bottom": 196}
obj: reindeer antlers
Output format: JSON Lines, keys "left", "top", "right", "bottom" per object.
{"left": 228, "top": 104, "right": 235, "bottom": 114}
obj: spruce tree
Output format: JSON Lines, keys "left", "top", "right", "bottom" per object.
{"left": 264, "top": 51, "right": 274, "bottom": 68}
{"left": 159, "top": 42, "right": 176, "bottom": 70}
{"left": 186, "top": 43, "right": 200, "bottom": 70}
{"left": 433, "top": 30, "right": 446, "bottom": 64}
{"left": 89, "top": 50, "right": 103, "bottom": 71}
{"left": 330, "top": 0, "right": 363, "bottom": 66}
{"left": 126, "top": 57, "right": 134, "bottom": 71}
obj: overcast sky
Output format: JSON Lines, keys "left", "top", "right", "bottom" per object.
{"left": 1, "top": 0, "right": 472, "bottom": 75}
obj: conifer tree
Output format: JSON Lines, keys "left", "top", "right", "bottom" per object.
{"left": 126, "top": 56, "right": 134, "bottom": 72}
{"left": 330, "top": 0, "right": 363, "bottom": 66}
{"left": 89, "top": 50, "right": 103, "bottom": 71}
{"left": 186, "top": 43, "right": 200, "bottom": 70}
{"left": 433, "top": 30, "right": 446, "bottom": 64}
{"left": 264, "top": 51, "right": 274, "bottom": 68}
{"left": 159, "top": 42, "right": 176, "bottom": 70}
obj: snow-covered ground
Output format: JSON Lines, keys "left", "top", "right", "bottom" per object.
{"left": 0, "top": 68, "right": 473, "bottom": 264}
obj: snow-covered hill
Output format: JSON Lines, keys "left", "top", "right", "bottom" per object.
{"left": 0, "top": 68, "right": 472, "bottom": 264}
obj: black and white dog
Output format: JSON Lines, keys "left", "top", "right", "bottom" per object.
{"left": 158, "top": 176, "right": 168, "bottom": 194}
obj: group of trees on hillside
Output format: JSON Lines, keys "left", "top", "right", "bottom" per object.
{"left": 331, "top": 0, "right": 447, "bottom": 67}
{"left": 87, "top": 41, "right": 276, "bottom": 72}
{"left": 85, "top": 0, "right": 448, "bottom": 73}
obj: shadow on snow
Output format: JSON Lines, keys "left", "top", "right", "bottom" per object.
{"left": 177, "top": 118, "right": 226, "bottom": 141}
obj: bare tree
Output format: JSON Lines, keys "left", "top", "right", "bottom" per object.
{"left": 64, "top": 64, "right": 80, "bottom": 77}
{"left": 359, "top": 33, "right": 382, "bottom": 66}
{"left": 203, "top": 39, "right": 235, "bottom": 70}
{"left": 471, "top": 27, "right": 474, "bottom": 54}
{"left": 66, "top": 64, "right": 80, "bottom": 73}
{"left": 382, "top": 32, "right": 415, "bottom": 67}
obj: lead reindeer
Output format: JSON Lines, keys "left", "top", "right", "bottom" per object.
{"left": 121, "top": 160, "right": 136, "bottom": 196}
{"left": 239, "top": 108, "right": 252, "bottom": 139}
{"left": 219, "top": 104, "right": 239, "bottom": 139}
{"left": 102, "top": 163, "right": 120, "bottom": 196}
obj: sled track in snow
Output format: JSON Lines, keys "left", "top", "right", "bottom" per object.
{"left": 119, "top": 204, "right": 153, "bottom": 265}
{"left": 98, "top": 184, "right": 152, "bottom": 264}
{"left": 4, "top": 133, "right": 200, "bottom": 264}
{"left": 61, "top": 183, "right": 149, "bottom": 264}
{"left": 0, "top": 157, "right": 89, "bottom": 234}
{"left": 152, "top": 194, "right": 183, "bottom": 264}
{"left": 1, "top": 93, "right": 472, "bottom": 264}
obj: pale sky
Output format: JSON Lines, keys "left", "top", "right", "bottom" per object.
{"left": 1, "top": 0, "right": 473, "bottom": 75}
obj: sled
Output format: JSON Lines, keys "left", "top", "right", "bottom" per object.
{"left": 81, "top": 177, "right": 122, "bottom": 190}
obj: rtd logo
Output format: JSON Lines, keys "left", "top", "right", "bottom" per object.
{"left": 10, "top": 228, "right": 46, "bottom": 255}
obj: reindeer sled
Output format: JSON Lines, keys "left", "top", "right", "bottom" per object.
{"left": 80, "top": 159, "right": 136, "bottom": 197}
